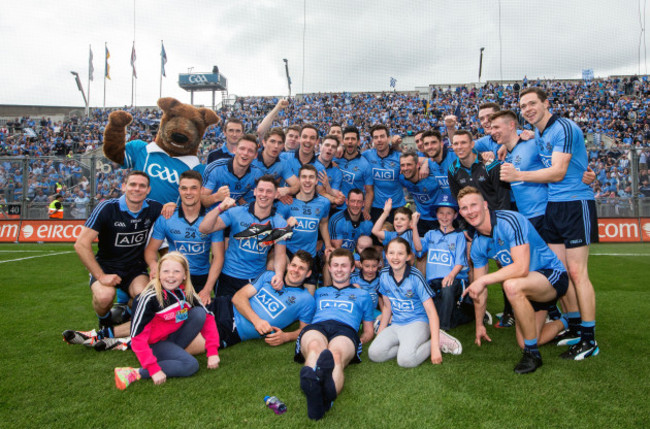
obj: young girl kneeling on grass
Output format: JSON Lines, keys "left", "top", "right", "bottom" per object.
{"left": 368, "top": 238, "right": 461, "bottom": 367}
{"left": 114, "top": 252, "right": 220, "bottom": 390}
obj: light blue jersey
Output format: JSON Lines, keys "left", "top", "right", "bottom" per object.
{"left": 314, "top": 159, "right": 343, "bottom": 191}
{"left": 276, "top": 195, "right": 330, "bottom": 256}
{"left": 427, "top": 148, "right": 457, "bottom": 193}
{"left": 399, "top": 174, "right": 443, "bottom": 221}
{"left": 420, "top": 229, "right": 468, "bottom": 282}
{"left": 218, "top": 204, "right": 288, "bottom": 279}
{"left": 233, "top": 271, "right": 316, "bottom": 341}
{"left": 203, "top": 158, "right": 262, "bottom": 208}
{"left": 471, "top": 210, "right": 566, "bottom": 272}
{"left": 362, "top": 148, "right": 406, "bottom": 208}
{"left": 335, "top": 154, "right": 374, "bottom": 210}
{"left": 535, "top": 115, "right": 594, "bottom": 201}
{"left": 280, "top": 150, "right": 325, "bottom": 179}
{"left": 312, "top": 285, "right": 375, "bottom": 330}
{"left": 378, "top": 266, "right": 433, "bottom": 325}
{"left": 251, "top": 152, "right": 295, "bottom": 187}
{"left": 350, "top": 273, "right": 380, "bottom": 309}
{"left": 122, "top": 140, "right": 205, "bottom": 204}
{"left": 383, "top": 230, "right": 416, "bottom": 255}
{"left": 474, "top": 135, "right": 500, "bottom": 156}
{"left": 151, "top": 207, "right": 223, "bottom": 275}
{"left": 328, "top": 209, "right": 373, "bottom": 250}
{"left": 505, "top": 139, "right": 548, "bottom": 219}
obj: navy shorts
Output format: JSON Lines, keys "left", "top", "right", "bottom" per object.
{"left": 544, "top": 200, "right": 598, "bottom": 248}
{"left": 530, "top": 269, "right": 569, "bottom": 312}
{"left": 528, "top": 215, "right": 545, "bottom": 237}
{"left": 89, "top": 265, "right": 148, "bottom": 294}
{"left": 216, "top": 272, "right": 252, "bottom": 297}
{"left": 207, "top": 296, "right": 242, "bottom": 348}
{"left": 190, "top": 274, "right": 208, "bottom": 294}
{"left": 294, "top": 319, "right": 363, "bottom": 364}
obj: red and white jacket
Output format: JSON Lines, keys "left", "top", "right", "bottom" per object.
{"left": 130, "top": 286, "right": 219, "bottom": 375}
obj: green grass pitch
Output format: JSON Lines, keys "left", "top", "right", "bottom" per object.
{"left": 1, "top": 242, "right": 649, "bottom": 428}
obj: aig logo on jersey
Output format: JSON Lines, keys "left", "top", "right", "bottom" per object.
{"left": 372, "top": 168, "right": 395, "bottom": 181}
{"left": 255, "top": 290, "right": 287, "bottom": 319}
{"left": 341, "top": 170, "right": 356, "bottom": 185}
{"left": 294, "top": 217, "right": 318, "bottom": 232}
{"left": 239, "top": 237, "right": 264, "bottom": 254}
{"left": 392, "top": 299, "right": 415, "bottom": 312}
{"left": 147, "top": 163, "right": 179, "bottom": 185}
{"left": 428, "top": 249, "right": 452, "bottom": 266}
{"left": 175, "top": 241, "right": 207, "bottom": 255}
{"left": 320, "top": 299, "right": 353, "bottom": 313}
{"left": 114, "top": 231, "right": 147, "bottom": 247}
{"left": 494, "top": 249, "right": 513, "bottom": 265}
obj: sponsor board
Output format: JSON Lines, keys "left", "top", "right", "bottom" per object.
{"left": 0, "top": 221, "right": 20, "bottom": 242}
{"left": 597, "top": 218, "right": 641, "bottom": 242}
{"left": 18, "top": 220, "right": 87, "bottom": 242}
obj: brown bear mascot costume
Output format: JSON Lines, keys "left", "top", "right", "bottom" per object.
{"left": 103, "top": 97, "right": 220, "bottom": 204}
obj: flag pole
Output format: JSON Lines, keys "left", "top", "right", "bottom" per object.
{"left": 159, "top": 40, "right": 163, "bottom": 99}
{"left": 103, "top": 42, "right": 107, "bottom": 110}
{"left": 87, "top": 44, "right": 91, "bottom": 118}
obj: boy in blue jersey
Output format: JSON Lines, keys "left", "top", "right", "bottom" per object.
{"left": 252, "top": 127, "right": 299, "bottom": 198}
{"left": 199, "top": 175, "right": 288, "bottom": 297}
{"left": 419, "top": 194, "right": 473, "bottom": 331}
{"left": 73, "top": 171, "right": 162, "bottom": 330}
{"left": 399, "top": 149, "right": 444, "bottom": 235}
{"left": 371, "top": 198, "right": 422, "bottom": 264}
{"left": 280, "top": 125, "right": 324, "bottom": 179}
{"left": 363, "top": 124, "right": 406, "bottom": 223}
{"left": 336, "top": 126, "right": 374, "bottom": 215}
{"left": 501, "top": 88, "right": 599, "bottom": 360}
{"left": 201, "top": 134, "right": 262, "bottom": 209}
{"left": 350, "top": 247, "right": 382, "bottom": 318}
{"left": 295, "top": 249, "right": 375, "bottom": 420}
{"left": 458, "top": 188, "right": 570, "bottom": 374}
{"left": 328, "top": 188, "right": 373, "bottom": 252}
{"left": 277, "top": 165, "right": 333, "bottom": 294}
{"left": 144, "top": 171, "right": 225, "bottom": 305}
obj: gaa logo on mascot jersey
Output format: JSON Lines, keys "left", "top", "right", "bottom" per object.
{"left": 494, "top": 249, "right": 513, "bottom": 266}
{"left": 147, "top": 163, "right": 179, "bottom": 185}
{"left": 428, "top": 249, "right": 452, "bottom": 266}
{"left": 320, "top": 300, "right": 353, "bottom": 313}
{"left": 255, "top": 290, "right": 287, "bottom": 318}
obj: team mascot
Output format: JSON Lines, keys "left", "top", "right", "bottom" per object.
{"left": 103, "top": 97, "right": 220, "bottom": 204}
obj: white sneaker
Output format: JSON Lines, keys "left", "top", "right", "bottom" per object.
{"left": 439, "top": 330, "right": 462, "bottom": 355}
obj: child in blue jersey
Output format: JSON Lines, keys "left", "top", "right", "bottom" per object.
{"left": 419, "top": 194, "right": 472, "bottom": 331}
{"left": 350, "top": 247, "right": 382, "bottom": 319}
{"left": 371, "top": 198, "right": 422, "bottom": 265}
{"left": 368, "top": 238, "right": 461, "bottom": 368}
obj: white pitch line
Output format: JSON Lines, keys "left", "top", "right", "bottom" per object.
{"left": 0, "top": 251, "right": 75, "bottom": 264}
{"left": 0, "top": 250, "right": 65, "bottom": 253}
{"left": 591, "top": 253, "right": 650, "bottom": 256}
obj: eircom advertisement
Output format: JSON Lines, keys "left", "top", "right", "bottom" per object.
{"left": 0, "top": 220, "right": 87, "bottom": 242}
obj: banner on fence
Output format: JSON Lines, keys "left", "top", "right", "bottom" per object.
{"left": 597, "top": 218, "right": 642, "bottom": 242}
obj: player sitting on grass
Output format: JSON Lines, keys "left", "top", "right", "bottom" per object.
{"left": 63, "top": 252, "right": 317, "bottom": 352}
{"left": 369, "top": 237, "right": 461, "bottom": 368}
{"left": 458, "top": 187, "right": 568, "bottom": 374}
{"left": 114, "top": 252, "right": 219, "bottom": 390}
{"left": 294, "top": 248, "right": 375, "bottom": 420}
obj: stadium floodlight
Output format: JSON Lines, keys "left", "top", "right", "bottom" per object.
{"left": 70, "top": 71, "right": 88, "bottom": 107}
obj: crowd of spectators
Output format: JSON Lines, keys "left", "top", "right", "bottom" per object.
{"left": 2, "top": 75, "right": 650, "bottom": 216}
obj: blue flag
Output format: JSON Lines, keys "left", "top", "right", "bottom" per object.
{"left": 161, "top": 42, "right": 167, "bottom": 77}
{"left": 390, "top": 77, "right": 397, "bottom": 88}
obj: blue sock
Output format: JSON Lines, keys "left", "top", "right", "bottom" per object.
{"left": 560, "top": 315, "right": 569, "bottom": 330}
{"left": 581, "top": 320, "right": 595, "bottom": 343}
{"left": 97, "top": 312, "right": 111, "bottom": 325}
{"left": 524, "top": 339, "right": 541, "bottom": 358}
{"left": 116, "top": 289, "right": 130, "bottom": 305}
